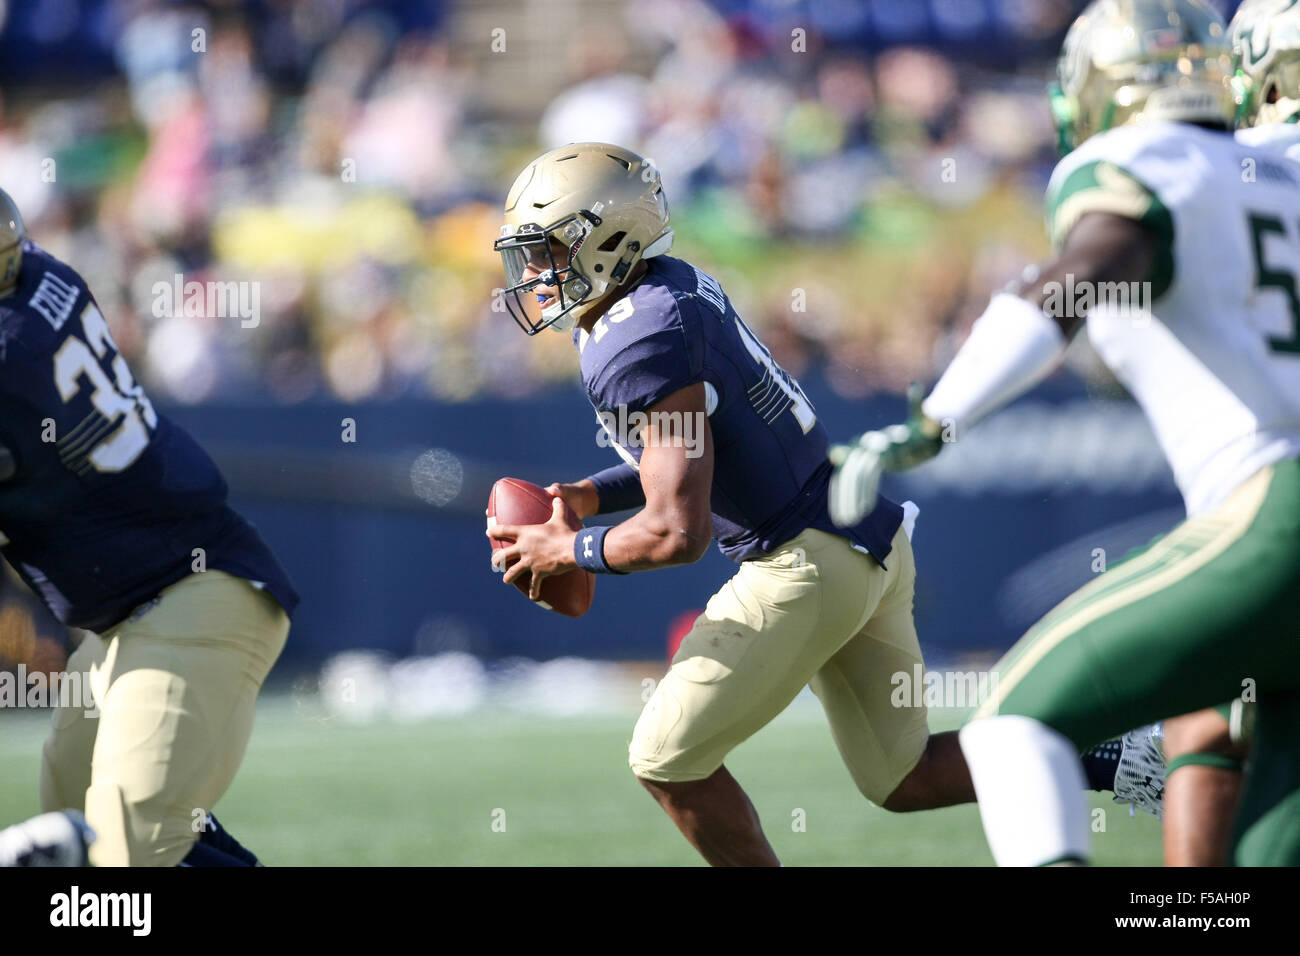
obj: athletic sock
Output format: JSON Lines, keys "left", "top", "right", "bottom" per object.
{"left": 959, "top": 715, "right": 1090, "bottom": 866}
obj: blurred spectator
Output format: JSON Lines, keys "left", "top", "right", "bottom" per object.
{"left": 0, "top": 0, "right": 1110, "bottom": 405}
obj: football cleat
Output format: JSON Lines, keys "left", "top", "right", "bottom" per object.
{"left": 1112, "top": 722, "right": 1167, "bottom": 819}
{"left": 0, "top": 810, "right": 95, "bottom": 867}
{"left": 181, "top": 813, "right": 264, "bottom": 867}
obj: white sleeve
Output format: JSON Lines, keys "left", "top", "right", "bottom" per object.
{"left": 922, "top": 293, "right": 1067, "bottom": 432}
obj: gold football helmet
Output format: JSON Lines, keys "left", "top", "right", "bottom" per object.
{"left": 1050, "top": 0, "right": 1237, "bottom": 154}
{"left": 0, "top": 189, "right": 25, "bottom": 297}
{"left": 495, "top": 143, "right": 673, "bottom": 335}
{"left": 1230, "top": 0, "right": 1300, "bottom": 127}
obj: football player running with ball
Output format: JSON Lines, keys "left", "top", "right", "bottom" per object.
{"left": 486, "top": 142, "right": 986, "bottom": 865}
{"left": 831, "top": 0, "right": 1300, "bottom": 867}
{"left": 0, "top": 190, "right": 298, "bottom": 866}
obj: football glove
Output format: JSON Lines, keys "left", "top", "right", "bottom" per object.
{"left": 829, "top": 383, "right": 943, "bottom": 527}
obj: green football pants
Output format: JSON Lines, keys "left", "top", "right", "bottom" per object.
{"left": 972, "top": 460, "right": 1300, "bottom": 865}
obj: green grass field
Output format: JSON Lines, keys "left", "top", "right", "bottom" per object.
{"left": 0, "top": 690, "right": 1163, "bottom": 866}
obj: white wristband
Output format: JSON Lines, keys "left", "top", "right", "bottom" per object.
{"left": 922, "top": 293, "right": 1066, "bottom": 433}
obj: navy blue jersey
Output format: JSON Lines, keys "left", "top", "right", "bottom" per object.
{"left": 0, "top": 242, "right": 298, "bottom": 632}
{"left": 577, "top": 255, "right": 903, "bottom": 564}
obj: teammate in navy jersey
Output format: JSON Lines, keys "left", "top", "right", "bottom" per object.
{"left": 486, "top": 144, "right": 980, "bottom": 865}
{"left": 0, "top": 189, "right": 297, "bottom": 866}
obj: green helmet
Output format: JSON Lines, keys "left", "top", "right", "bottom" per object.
{"left": 1230, "top": 0, "right": 1300, "bottom": 127}
{"left": 1050, "top": 0, "right": 1237, "bottom": 155}
{"left": 0, "top": 189, "right": 24, "bottom": 297}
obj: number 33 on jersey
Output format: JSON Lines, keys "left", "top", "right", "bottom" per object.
{"left": 0, "top": 240, "right": 300, "bottom": 633}
{"left": 53, "top": 301, "right": 158, "bottom": 473}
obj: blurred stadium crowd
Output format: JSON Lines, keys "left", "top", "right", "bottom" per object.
{"left": 0, "top": 0, "right": 1214, "bottom": 406}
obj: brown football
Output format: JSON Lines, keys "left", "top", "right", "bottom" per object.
{"left": 487, "top": 477, "right": 595, "bottom": 618}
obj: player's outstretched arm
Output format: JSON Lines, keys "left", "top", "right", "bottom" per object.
{"left": 830, "top": 211, "right": 1157, "bottom": 526}
{"left": 925, "top": 210, "right": 1156, "bottom": 430}
{"left": 829, "top": 382, "right": 940, "bottom": 527}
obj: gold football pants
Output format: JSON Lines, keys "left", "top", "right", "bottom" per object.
{"left": 40, "top": 571, "right": 288, "bottom": 866}
{"left": 630, "top": 525, "right": 930, "bottom": 805}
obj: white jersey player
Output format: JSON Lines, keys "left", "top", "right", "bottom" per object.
{"left": 832, "top": 0, "right": 1300, "bottom": 867}
{"left": 1045, "top": 120, "right": 1300, "bottom": 518}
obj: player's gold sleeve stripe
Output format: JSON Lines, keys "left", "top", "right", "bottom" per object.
{"left": 1045, "top": 160, "right": 1175, "bottom": 299}
{"left": 975, "top": 467, "right": 1274, "bottom": 719}
{"left": 1051, "top": 189, "right": 1153, "bottom": 248}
